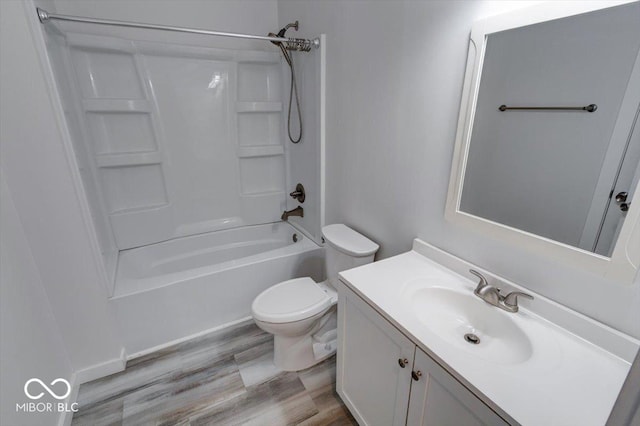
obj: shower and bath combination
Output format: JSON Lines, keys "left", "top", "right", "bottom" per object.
{"left": 35, "top": 10, "right": 321, "bottom": 339}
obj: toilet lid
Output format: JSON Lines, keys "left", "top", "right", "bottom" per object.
{"left": 322, "top": 224, "right": 379, "bottom": 257}
{"left": 252, "top": 277, "right": 332, "bottom": 323}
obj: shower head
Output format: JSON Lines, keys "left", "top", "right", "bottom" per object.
{"left": 270, "top": 21, "right": 299, "bottom": 44}
{"left": 278, "top": 21, "right": 299, "bottom": 37}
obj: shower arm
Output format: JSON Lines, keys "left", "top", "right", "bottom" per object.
{"left": 36, "top": 8, "right": 319, "bottom": 51}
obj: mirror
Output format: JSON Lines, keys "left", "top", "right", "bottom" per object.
{"left": 447, "top": 1, "right": 640, "bottom": 282}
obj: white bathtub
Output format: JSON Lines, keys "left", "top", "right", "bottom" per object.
{"left": 109, "top": 222, "right": 324, "bottom": 356}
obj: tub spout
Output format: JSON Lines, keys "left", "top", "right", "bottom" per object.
{"left": 281, "top": 206, "right": 304, "bottom": 221}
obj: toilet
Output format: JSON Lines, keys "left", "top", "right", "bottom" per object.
{"left": 251, "top": 224, "right": 379, "bottom": 371}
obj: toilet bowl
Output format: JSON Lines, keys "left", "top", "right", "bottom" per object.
{"left": 251, "top": 224, "right": 379, "bottom": 371}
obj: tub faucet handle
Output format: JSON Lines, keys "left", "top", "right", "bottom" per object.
{"left": 289, "top": 183, "right": 305, "bottom": 203}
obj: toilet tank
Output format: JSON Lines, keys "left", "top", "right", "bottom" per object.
{"left": 322, "top": 224, "right": 379, "bottom": 287}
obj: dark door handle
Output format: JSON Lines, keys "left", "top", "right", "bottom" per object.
{"left": 411, "top": 370, "right": 422, "bottom": 381}
{"left": 398, "top": 358, "right": 408, "bottom": 368}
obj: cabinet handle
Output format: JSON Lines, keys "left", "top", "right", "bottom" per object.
{"left": 398, "top": 358, "right": 409, "bottom": 368}
{"left": 412, "top": 370, "right": 422, "bottom": 381}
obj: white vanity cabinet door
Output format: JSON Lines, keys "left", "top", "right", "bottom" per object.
{"left": 407, "top": 348, "right": 509, "bottom": 426}
{"left": 337, "top": 286, "right": 415, "bottom": 426}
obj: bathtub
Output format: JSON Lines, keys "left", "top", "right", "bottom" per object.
{"left": 109, "top": 222, "right": 324, "bottom": 356}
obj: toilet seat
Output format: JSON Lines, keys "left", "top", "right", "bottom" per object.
{"left": 252, "top": 277, "right": 332, "bottom": 324}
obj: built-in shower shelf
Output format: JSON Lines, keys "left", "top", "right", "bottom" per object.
{"left": 237, "top": 146, "right": 284, "bottom": 158}
{"left": 110, "top": 202, "right": 170, "bottom": 216}
{"left": 236, "top": 102, "right": 282, "bottom": 113}
{"left": 96, "top": 152, "right": 162, "bottom": 168}
{"left": 83, "top": 99, "right": 152, "bottom": 113}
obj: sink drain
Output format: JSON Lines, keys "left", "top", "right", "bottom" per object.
{"left": 464, "top": 333, "right": 480, "bottom": 345}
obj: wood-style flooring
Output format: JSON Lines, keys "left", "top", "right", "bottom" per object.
{"left": 71, "top": 320, "right": 356, "bottom": 426}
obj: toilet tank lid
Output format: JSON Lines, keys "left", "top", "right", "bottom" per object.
{"left": 321, "top": 224, "right": 379, "bottom": 257}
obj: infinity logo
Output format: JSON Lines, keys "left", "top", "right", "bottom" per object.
{"left": 24, "top": 378, "right": 71, "bottom": 400}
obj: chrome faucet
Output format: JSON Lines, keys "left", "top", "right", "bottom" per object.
{"left": 470, "top": 269, "right": 501, "bottom": 306}
{"left": 469, "top": 269, "right": 533, "bottom": 313}
{"left": 281, "top": 206, "right": 304, "bottom": 221}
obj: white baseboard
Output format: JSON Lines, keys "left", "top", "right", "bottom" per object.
{"left": 57, "top": 348, "right": 125, "bottom": 425}
{"left": 127, "top": 316, "right": 253, "bottom": 361}
{"left": 57, "top": 373, "right": 79, "bottom": 426}
{"left": 74, "top": 347, "right": 126, "bottom": 385}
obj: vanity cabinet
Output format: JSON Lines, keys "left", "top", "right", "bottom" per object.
{"left": 337, "top": 284, "right": 415, "bottom": 426}
{"left": 337, "top": 284, "right": 509, "bottom": 426}
{"left": 406, "top": 349, "right": 509, "bottom": 426}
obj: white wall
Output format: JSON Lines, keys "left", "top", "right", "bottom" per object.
{"left": 0, "top": 171, "right": 73, "bottom": 426}
{"left": 278, "top": 0, "right": 640, "bottom": 338}
{"left": 1, "top": 0, "right": 124, "bottom": 378}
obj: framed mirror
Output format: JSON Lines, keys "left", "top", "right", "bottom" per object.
{"left": 446, "top": 1, "right": 640, "bottom": 283}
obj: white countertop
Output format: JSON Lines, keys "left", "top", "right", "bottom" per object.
{"left": 338, "top": 240, "right": 637, "bottom": 426}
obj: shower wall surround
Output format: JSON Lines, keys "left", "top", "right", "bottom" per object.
{"left": 50, "top": 0, "right": 326, "bottom": 242}
{"left": 55, "top": 34, "right": 287, "bottom": 243}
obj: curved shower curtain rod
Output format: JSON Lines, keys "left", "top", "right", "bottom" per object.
{"left": 36, "top": 8, "right": 320, "bottom": 52}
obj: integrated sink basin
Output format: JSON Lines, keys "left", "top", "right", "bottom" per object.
{"left": 407, "top": 284, "right": 533, "bottom": 364}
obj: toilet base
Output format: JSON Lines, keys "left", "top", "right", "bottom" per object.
{"left": 273, "top": 334, "right": 312, "bottom": 371}
{"left": 273, "top": 334, "right": 337, "bottom": 371}
{"left": 272, "top": 308, "right": 337, "bottom": 371}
